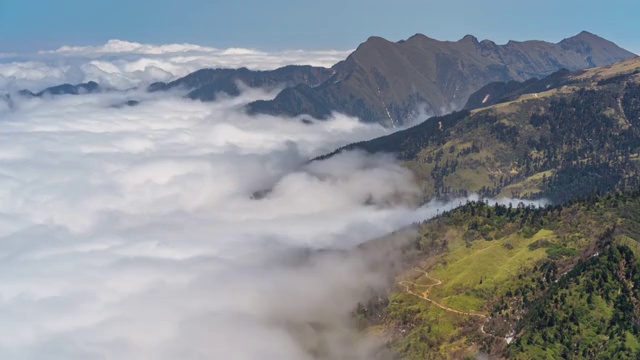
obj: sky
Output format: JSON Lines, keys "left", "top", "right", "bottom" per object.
{"left": 1, "top": 0, "right": 639, "bottom": 53}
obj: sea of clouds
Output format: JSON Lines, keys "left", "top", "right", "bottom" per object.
{"left": 0, "top": 42, "right": 545, "bottom": 359}
{"left": 0, "top": 72, "right": 453, "bottom": 358}
{"left": 0, "top": 39, "right": 352, "bottom": 92}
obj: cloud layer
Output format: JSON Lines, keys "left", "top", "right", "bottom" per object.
{"left": 0, "top": 84, "right": 445, "bottom": 359}
{"left": 0, "top": 40, "right": 351, "bottom": 92}
{"left": 0, "top": 40, "right": 548, "bottom": 359}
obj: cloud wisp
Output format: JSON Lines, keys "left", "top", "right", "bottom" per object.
{"left": 0, "top": 40, "right": 351, "bottom": 92}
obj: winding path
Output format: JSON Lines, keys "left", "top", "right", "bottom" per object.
{"left": 398, "top": 272, "right": 487, "bottom": 318}
{"left": 398, "top": 270, "right": 510, "bottom": 343}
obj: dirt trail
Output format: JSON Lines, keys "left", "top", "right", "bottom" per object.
{"left": 398, "top": 270, "right": 510, "bottom": 342}
{"left": 398, "top": 272, "right": 486, "bottom": 318}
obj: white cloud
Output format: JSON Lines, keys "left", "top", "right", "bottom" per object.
{"left": 0, "top": 85, "right": 443, "bottom": 359}
{"left": 0, "top": 42, "right": 547, "bottom": 358}
{"left": 0, "top": 40, "right": 351, "bottom": 92}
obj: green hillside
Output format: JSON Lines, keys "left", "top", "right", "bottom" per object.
{"left": 357, "top": 191, "right": 640, "bottom": 359}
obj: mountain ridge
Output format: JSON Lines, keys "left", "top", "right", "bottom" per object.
{"left": 148, "top": 65, "right": 334, "bottom": 101}
{"left": 18, "top": 81, "right": 102, "bottom": 97}
{"left": 247, "top": 31, "right": 636, "bottom": 125}
{"left": 9, "top": 32, "right": 637, "bottom": 129}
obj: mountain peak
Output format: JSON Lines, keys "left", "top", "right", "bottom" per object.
{"left": 356, "top": 36, "right": 394, "bottom": 52}
{"left": 406, "top": 33, "right": 435, "bottom": 42}
{"left": 364, "top": 35, "right": 390, "bottom": 44}
{"left": 576, "top": 30, "right": 598, "bottom": 38}
{"left": 562, "top": 30, "right": 605, "bottom": 43}
{"left": 459, "top": 34, "right": 479, "bottom": 43}
{"left": 557, "top": 31, "right": 636, "bottom": 59}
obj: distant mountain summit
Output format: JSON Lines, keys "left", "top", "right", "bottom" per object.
{"left": 148, "top": 65, "right": 334, "bottom": 100}
{"left": 248, "top": 31, "right": 636, "bottom": 125}
{"left": 18, "top": 81, "right": 102, "bottom": 97}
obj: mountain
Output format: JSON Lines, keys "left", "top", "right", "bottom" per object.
{"left": 18, "top": 81, "right": 102, "bottom": 97}
{"left": 320, "top": 56, "right": 640, "bottom": 203}
{"left": 249, "top": 31, "right": 635, "bottom": 126}
{"left": 11, "top": 82, "right": 141, "bottom": 109}
{"left": 359, "top": 193, "right": 640, "bottom": 358}
{"left": 148, "top": 65, "right": 334, "bottom": 101}
{"left": 331, "top": 59, "right": 640, "bottom": 358}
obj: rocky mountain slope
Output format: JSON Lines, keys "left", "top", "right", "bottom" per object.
{"left": 249, "top": 31, "right": 635, "bottom": 125}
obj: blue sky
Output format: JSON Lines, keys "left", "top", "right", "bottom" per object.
{"left": 1, "top": 0, "right": 638, "bottom": 53}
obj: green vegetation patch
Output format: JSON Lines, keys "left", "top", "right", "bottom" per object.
{"left": 508, "top": 245, "right": 640, "bottom": 359}
{"left": 429, "top": 229, "right": 552, "bottom": 312}
{"left": 377, "top": 193, "right": 640, "bottom": 359}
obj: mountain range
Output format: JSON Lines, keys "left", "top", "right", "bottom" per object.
{"left": 12, "top": 32, "right": 636, "bottom": 128}
{"left": 157, "top": 31, "right": 634, "bottom": 126}
{"left": 250, "top": 31, "right": 635, "bottom": 125}
{"left": 148, "top": 65, "right": 333, "bottom": 100}
{"left": 18, "top": 81, "right": 101, "bottom": 97}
